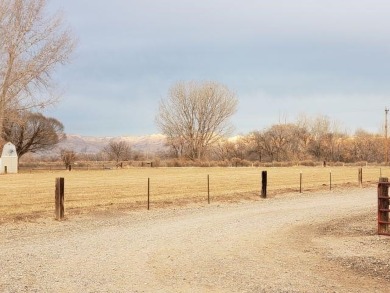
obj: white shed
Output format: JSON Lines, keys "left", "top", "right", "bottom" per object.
{"left": 0, "top": 142, "right": 18, "bottom": 174}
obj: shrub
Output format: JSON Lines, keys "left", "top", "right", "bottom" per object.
{"left": 231, "top": 157, "right": 242, "bottom": 167}
{"left": 299, "top": 160, "right": 317, "bottom": 167}
{"left": 152, "top": 158, "right": 161, "bottom": 167}
{"left": 240, "top": 159, "right": 252, "bottom": 167}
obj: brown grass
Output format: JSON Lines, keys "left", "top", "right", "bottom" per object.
{"left": 0, "top": 166, "right": 386, "bottom": 223}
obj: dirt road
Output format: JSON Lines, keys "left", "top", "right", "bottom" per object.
{"left": 1, "top": 187, "right": 389, "bottom": 292}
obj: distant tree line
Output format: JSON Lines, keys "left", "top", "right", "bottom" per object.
{"left": 156, "top": 114, "right": 384, "bottom": 164}
{"left": 61, "top": 114, "right": 382, "bottom": 166}
{"left": 155, "top": 81, "right": 385, "bottom": 164}
{"left": 26, "top": 83, "right": 385, "bottom": 166}
{"left": 218, "top": 119, "right": 382, "bottom": 164}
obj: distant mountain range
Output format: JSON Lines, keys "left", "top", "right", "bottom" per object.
{"left": 52, "top": 134, "right": 168, "bottom": 154}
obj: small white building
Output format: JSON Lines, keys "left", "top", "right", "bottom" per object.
{"left": 0, "top": 142, "right": 18, "bottom": 174}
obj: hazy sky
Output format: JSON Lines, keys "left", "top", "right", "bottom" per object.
{"left": 46, "top": 0, "right": 390, "bottom": 136}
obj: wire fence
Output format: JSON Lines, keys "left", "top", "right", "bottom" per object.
{"left": 0, "top": 166, "right": 387, "bottom": 222}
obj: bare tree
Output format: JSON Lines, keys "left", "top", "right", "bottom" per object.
{"left": 212, "top": 137, "right": 248, "bottom": 161}
{"left": 353, "top": 129, "right": 383, "bottom": 162}
{"left": 165, "top": 135, "right": 186, "bottom": 158}
{"left": 156, "top": 81, "right": 238, "bottom": 160}
{"left": 266, "top": 124, "right": 296, "bottom": 161}
{"left": 212, "top": 139, "right": 231, "bottom": 161}
{"left": 293, "top": 116, "right": 312, "bottom": 160}
{"left": 0, "top": 0, "right": 75, "bottom": 137}
{"left": 60, "top": 149, "right": 76, "bottom": 169}
{"left": 247, "top": 131, "right": 265, "bottom": 161}
{"left": 3, "top": 111, "right": 65, "bottom": 158}
{"left": 306, "top": 115, "right": 346, "bottom": 162}
{"left": 224, "top": 137, "right": 248, "bottom": 160}
{"left": 103, "top": 141, "right": 132, "bottom": 163}
{"left": 306, "top": 115, "right": 331, "bottom": 160}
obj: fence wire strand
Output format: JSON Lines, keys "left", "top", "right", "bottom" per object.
{"left": 0, "top": 166, "right": 386, "bottom": 222}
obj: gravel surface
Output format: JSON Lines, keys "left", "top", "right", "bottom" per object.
{"left": 1, "top": 187, "right": 389, "bottom": 292}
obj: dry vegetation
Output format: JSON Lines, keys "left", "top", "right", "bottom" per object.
{"left": 0, "top": 166, "right": 387, "bottom": 223}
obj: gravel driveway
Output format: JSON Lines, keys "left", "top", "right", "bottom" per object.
{"left": 1, "top": 187, "right": 389, "bottom": 292}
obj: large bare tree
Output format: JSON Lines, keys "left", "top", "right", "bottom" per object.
{"left": 3, "top": 111, "right": 65, "bottom": 158}
{"left": 156, "top": 81, "right": 238, "bottom": 160}
{"left": 0, "top": 0, "right": 75, "bottom": 139}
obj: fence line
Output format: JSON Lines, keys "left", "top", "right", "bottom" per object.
{"left": 0, "top": 167, "right": 386, "bottom": 222}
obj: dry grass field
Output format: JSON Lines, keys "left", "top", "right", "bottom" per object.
{"left": 0, "top": 166, "right": 387, "bottom": 223}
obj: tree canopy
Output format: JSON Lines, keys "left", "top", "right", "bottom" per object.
{"left": 103, "top": 140, "right": 132, "bottom": 163}
{"left": 0, "top": 0, "right": 75, "bottom": 139}
{"left": 156, "top": 81, "right": 238, "bottom": 160}
{"left": 3, "top": 111, "right": 65, "bottom": 158}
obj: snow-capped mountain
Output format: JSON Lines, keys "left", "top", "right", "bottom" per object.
{"left": 54, "top": 134, "right": 167, "bottom": 154}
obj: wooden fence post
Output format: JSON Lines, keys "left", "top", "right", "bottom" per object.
{"left": 261, "top": 171, "right": 267, "bottom": 198}
{"left": 358, "top": 168, "right": 363, "bottom": 188}
{"left": 299, "top": 171, "right": 302, "bottom": 193}
{"left": 55, "top": 177, "right": 65, "bottom": 220}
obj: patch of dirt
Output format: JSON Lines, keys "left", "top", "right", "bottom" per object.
{"left": 313, "top": 212, "right": 390, "bottom": 282}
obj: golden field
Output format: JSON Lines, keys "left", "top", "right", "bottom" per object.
{"left": 0, "top": 166, "right": 387, "bottom": 223}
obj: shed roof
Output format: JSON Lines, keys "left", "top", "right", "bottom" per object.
{"left": 1, "top": 142, "right": 18, "bottom": 158}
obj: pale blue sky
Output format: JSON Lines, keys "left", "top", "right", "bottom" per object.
{"left": 46, "top": 0, "right": 390, "bottom": 136}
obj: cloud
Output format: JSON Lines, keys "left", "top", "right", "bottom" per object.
{"left": 46, "top": 0, "right": 390, "bottom": 136}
